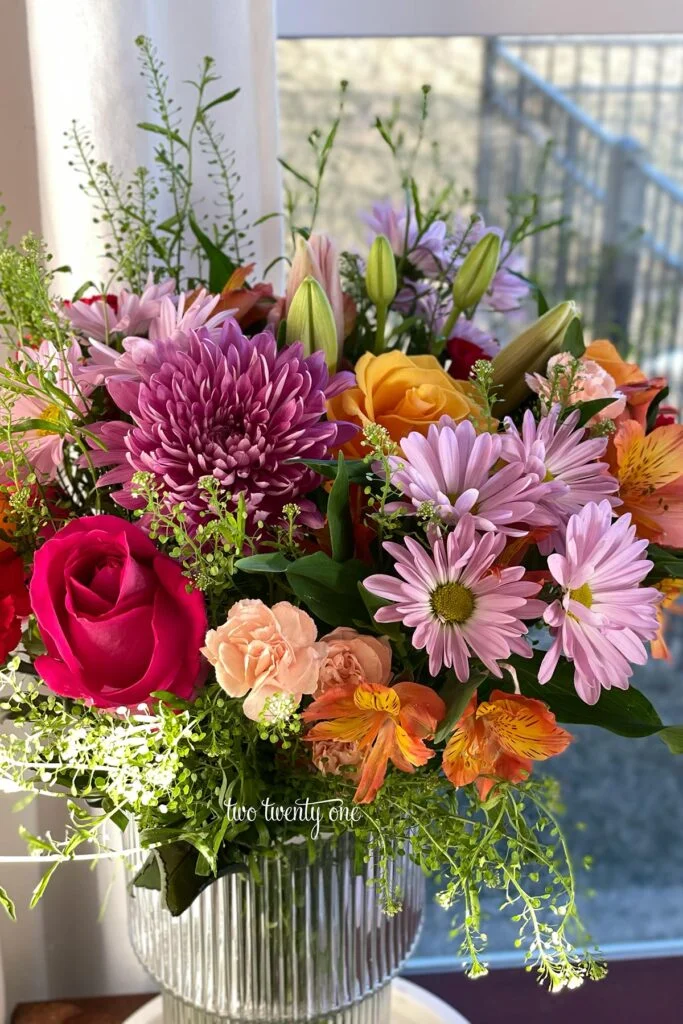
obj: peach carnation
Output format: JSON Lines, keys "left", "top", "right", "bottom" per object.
{"left": 201, "top": 599, "right": 326, "bottom": 720}
{"left": 316, "top": 627, "right": 393, "bottom": 694}
{"left": 527, "top": 353, "right": 626, "bottom": 424}
{"left": 311, "top": 739, "right": 363, "bottom": 777}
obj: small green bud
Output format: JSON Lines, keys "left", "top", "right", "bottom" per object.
{"left": 452, "top": 232, "right": 501, "bottom": 311}
{"left": 491, "top": 300, "right": 577, "bottom": 415}
{"left": 286, "top": 276, "right": 338, "bottom": 370}
{"left": 365, "top": 234, "right": 398, "bottom": 309}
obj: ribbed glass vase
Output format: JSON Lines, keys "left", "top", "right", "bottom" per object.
{"left": 127, "top": 830, "right": 425, "bottom": 1023}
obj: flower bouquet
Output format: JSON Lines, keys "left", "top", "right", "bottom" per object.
{"left": 1, "top": 38, "right": 683, "bottom": 1023}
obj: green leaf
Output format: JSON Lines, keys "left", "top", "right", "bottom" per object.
{"left": 30, "top": 862, "right": 60, "bottom": 909}
{"left": 277, "top": 158, "right": 315, "bottom": 191}
{"left": 660, "top": 726, "right": 683, "bottom": 754}
{"left": 286, "top": 553, "right": 367, "bottom": 627}
{"left": 235, "top": 553, "right": 290, "bottom": 574}
{"left": 157, "top": 212, "right": 183, "bottom": 233}
{"left": 11, "top": 417, "right": 66, "bottom": 436}
{"left": 503, "top": 653, "right": 664, "bottom": 738}
{"left": 130, "top": 853, "right": 161, "bottom": 891}
{"left": 357, "top": 583, "right": 402, "bottom": 640}
{"left": 571, "top": 397, "right": 616, "bottom": 427}
{"left": 137, "top": 122, "right": 189, "bottom": 148}
{"left": 536, "top": 284, "right": 550, "bottom": 316}
{"left": 434, "top": 669, "right": 488, "bottom": 745}
{"left": 646, "top": 544, "right": 683, "bottom": 584}
{"left": 290, "top": 457, "right": 369, "bottom": 483}
{"left": 202, "top": 88, "right": 240, "bottom": 115}
{"left": 189, "top": 214, "right": 237, "bottom": 292}
{"left": 646, "top": 386, "right": 670, "bottom": 434}
{"left": 327, "top": 453, "right": 353, "bottom": 562}
{"left": 0, "top": 885, "right": 16, "bottom": 921}
{"left": 71, "top": 280, "right": 97, "bottom": 302}
{"left": 563, "top": 317, "right": 585, "bottom": 357}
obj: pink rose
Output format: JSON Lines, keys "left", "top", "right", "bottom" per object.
{"left": 316, "top": 627, "right": 393, "bottom": 695}
{"left": 202, "top": 599, "right": 325, "bottom": 720}
{"left": 29, "top": 516, "right": 207, "bottom": 708}
{"left": 527, "top": 353, "right": 626, "bottom": 424}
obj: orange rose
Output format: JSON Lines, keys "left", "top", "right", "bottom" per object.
{"left": 327, "top": 351, "right": 484, "bottom": 457}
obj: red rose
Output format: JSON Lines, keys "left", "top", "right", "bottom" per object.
{"left": 446, "top": 337, "right": 493, "bottom": 381}
{"left": 0, "top": 551, "right": 30, "bottom": 664}
{"left": 29, "top": 516, "right": 207, "bottom": 708}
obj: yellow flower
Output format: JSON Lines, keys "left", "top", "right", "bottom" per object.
{"left": 652, "top": 578, "right": 683, "bottom": 661}
{"left": 328, "top": 351, "right": 485, "bottom": 457}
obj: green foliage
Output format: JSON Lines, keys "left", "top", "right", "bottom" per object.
{"left": 0, "top": 233, "right": 66, "bottom": 349}
{"left": 285, "top": 552, "right": 368, "bottom": 627}
{"left": 561, "top": 316, "right": 585, "bottom": 358}
{"left": 66, "top": 37, "right": 251, "bottom": 289}
{"left": 327, "top": 452, "right": 354, "bottom": 562}
{"left": 646, "top": 544, "right": 683, "bottom": 584}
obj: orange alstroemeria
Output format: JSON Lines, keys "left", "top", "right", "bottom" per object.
{"left": 303, "top": 680, "right": 445, "bottom": 804}
{"left": 187, "top": 265, "right": 282, "bottom": 331}
{"left": 610, "top": 420, "right": 683, "bottom": 547}
{"left": 0, "top": 492, "right": 16, "bottom": 555}
{"left": 652, "top": 578, "right": 683, "bottom": 661}
{"left": 443, "top": 690, "right": 573, "bottom": 801}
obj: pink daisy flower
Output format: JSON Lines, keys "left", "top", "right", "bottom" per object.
{"left": 389, "top": 418, "right": 555, "bottom": 535}
{"left": 539, "top": 500, "right": 662, "bottom": 705}
{"left": 76, "top": 289, "right": 232, "bottom": 388}
{"left": 364, "top": 517, "right": 545, "bottom": 678}
{"left": 63, "top": 275, "right": 175, "bottom": 343}
{"left": 1, "top": 341, "right": 91, "bottom": 481}
{"left": 501, "top": 406, "right": 620, "bottom": 549}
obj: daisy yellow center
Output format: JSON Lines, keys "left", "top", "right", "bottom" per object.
{"left": 569, "top": 582, "right": 593, "bottom": 609}
{"left": 543, "top": 468, "right": 555, "bottom": 482}
{"left": 38, "top": 404, "right": 62, "bottom": 436}
{"left": 431, "top": 582, "right": 475, "bottom": 624}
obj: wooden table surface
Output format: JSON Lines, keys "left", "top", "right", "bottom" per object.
{"left": 11, "top": 957, "right": 683, "bottom": 1024}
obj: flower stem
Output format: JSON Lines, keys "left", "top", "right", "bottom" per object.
{"left": 374, "top": 304, "right": 388, "bottom": 354}
{"left": 441, "top": 304, "right": 462, "bottom": 341}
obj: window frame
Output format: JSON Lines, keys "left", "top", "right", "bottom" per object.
{"left": 276, "top": 0, "right": 683, "bottom": 38}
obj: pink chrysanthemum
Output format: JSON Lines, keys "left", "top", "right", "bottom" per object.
{"left": 364, "top": 517, "right": 545, "bottom": 678}
{"left": 1, "top": 341, "right": 91, "bottom": 481}
{"left": 389, "top": 418, "right": 555, "bottom": 535}
{"left": 539, "top": 500, "right": 662, "bottom": 705}
{"left": 501, "top": 406, "right": 620, "bottom": 549}
{"left": 64, "top": 275, "right": 175, "bottom": 343}
{"left": 89, "top": 319, "right": 356, "bottom": 530}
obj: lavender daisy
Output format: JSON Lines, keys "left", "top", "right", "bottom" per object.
{"left": 501, "top": 406, "right": 620, "bottom": 550}
{"left": 539, "top": 500, "right": 662, "bottom": 705}
{"left": 90, "top": 319, "right": 356, "bottom": 530}
{"left": 364, "top": 517, "right": 545, "bottom": 678}
{"left": 389, "top": 418, "right": 555, "bottom": 535}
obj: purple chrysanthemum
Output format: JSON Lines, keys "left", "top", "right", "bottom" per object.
{"left": 90, "top": 319, "right": 356, "bottom": 530}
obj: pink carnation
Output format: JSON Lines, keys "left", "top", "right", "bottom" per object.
{"left": 201, "top": 599, "right": 326, "bottom": 720}
{"left": 311, "top": 738, "right": 363, "bottom": 777}
{"left": 527, "top": 353, "right": 626, "bottom": 423}
{"left": 316, "top": 627, "right": 393, "bottom": 695}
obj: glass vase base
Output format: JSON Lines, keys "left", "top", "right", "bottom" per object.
{"left": 160, "top": 985, "right": 393, "bottom": 1024}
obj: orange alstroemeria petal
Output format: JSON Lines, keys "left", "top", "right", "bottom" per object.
{"left": 614, "top": 421, "right": 683, "bottom": 493}
{"left": 393, "top": 682, "right": 446, "bottom": 738}
{"left": 443, "top": 691, "right": 571, "bottom": 797}
{"left": 306, "top": 715, "right": 377, "bottom": 746}
{"left": 477, "top": 691, "right": 573, "bottom": 762}
{"left": 353, "top": 681, "right": 401, "bottom": 717}
{"left": 353, "top": 720, "right": 395, "bottom": 804}
{"left": 302, "top": 684, "right": 361, "bottom": 723}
